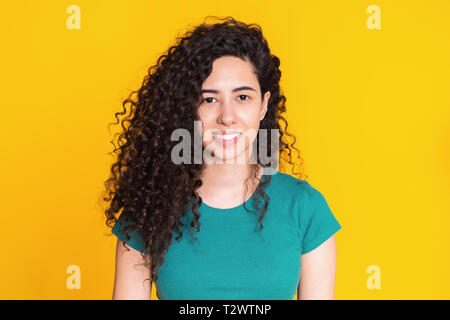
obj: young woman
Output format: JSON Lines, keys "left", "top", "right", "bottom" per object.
{"left": 102, "top": 16, "right": 342, "bottom": 300}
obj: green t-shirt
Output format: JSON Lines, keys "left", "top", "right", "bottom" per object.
{"left": 112, "top": 170, "right": 342, "bottom": 300}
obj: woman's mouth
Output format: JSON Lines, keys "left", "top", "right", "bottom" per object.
{"left": 213, "top": 132, "right": 243, "bottom": 146}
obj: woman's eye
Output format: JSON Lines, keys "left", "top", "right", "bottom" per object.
{"left": 202, "top": 95, "right": 250, "bottom": 103}
{"left": 203, "top": 97, "right": 216, "bottom": 103}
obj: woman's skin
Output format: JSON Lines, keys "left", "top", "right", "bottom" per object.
{"left": 298, "top": 235, "right": 337, "bottom": 299}
{"left": 196, "top": 55, "right": 270, "bottom": 209}
{"left": 112, "top": 55, "right": 337, "bottom": 300}
{"left": 113, "top": 239, "right": 152, "bottom": 300}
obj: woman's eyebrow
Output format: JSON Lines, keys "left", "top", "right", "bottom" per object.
{"left": 200, "top": 86, "right": 257, "bottom": 94}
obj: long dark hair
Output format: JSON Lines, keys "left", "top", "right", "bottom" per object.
{"left": 101, "top": 16, "right": 307, "bottom": 285}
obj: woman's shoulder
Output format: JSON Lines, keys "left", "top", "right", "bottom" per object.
{"left": 269, "top": 171, "right": 335, "bottom": 218}
{"left": 268, "top": 170, "right": 314, "bottom": 199}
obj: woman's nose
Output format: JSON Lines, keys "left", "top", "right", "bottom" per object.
{"left": 217, "top": 100, "right": 237, "bottom": 125}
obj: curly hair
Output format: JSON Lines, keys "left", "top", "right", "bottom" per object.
{"left": 101, "top": 15, "right": 308, "bottom": 286}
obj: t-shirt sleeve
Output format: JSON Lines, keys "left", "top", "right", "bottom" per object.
{"left": 112, "top": 213, "right": 149, "bottom": 254}
{"left": 300, "top": 183, "right": 342, "bottom": 255}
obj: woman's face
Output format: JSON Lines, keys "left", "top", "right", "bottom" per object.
{"left": 197, "top": 55, "right": 271, "bottom": 163}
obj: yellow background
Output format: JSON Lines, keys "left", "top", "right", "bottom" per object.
{"left": 1, "top": 0, "right": 449, "bottom": 299}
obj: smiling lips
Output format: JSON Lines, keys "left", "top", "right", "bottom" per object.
{"left": 213, "top": 131, "right": 243, "bottom": 146}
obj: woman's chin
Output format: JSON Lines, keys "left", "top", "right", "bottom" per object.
{"left": 209, "top": 149, "right": 249, "bottom": 164}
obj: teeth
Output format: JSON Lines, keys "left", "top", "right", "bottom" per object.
{"left": 215, "top": 133, "right": 241, "bottom": 140}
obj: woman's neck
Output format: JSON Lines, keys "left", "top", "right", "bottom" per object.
{"left": 197, "top": 164, "right": 263, "bottom": 208}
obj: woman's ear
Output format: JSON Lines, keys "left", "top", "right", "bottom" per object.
{"left": 260, "top": 91, "right": 271, "bottom": 121}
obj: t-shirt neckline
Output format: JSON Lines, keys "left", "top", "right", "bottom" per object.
{"left": 200, "top": 169, "right": 279, "bottom": 212}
